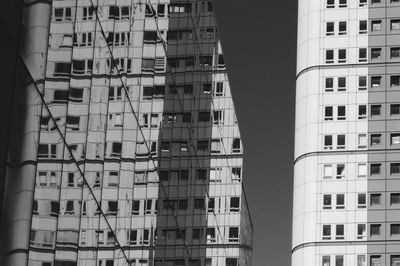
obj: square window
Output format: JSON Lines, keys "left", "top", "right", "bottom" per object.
{"left": 370, "top": 224, "right": 381, "bottom": 236}
{"left": 391, "top": 47, "right": 400, "bottom": 58}
{"left": 391, "top": 19, "right": 400, "bottom": 30}
{"left": 391, "top": 104, "right": 400, "bottom": 115}
{"left": 371, "top": 134, "right": 381, "bottom": 145}
{"left": 336, "top": 256, "right": 344, "bottom": 266}
{"left": 370, "top": 256, "right": 381, "bottom": 266}
{"left": 339, "top": 0, "right": 347, "bottom": 6}
{"left": 371, "top": 48, "right": 382, "bottom": 59}
{"left": 327, "top": 0, "right": 335, "bottom": 8}
{"left": 390, "top": 193, "right": 400, "bottom": 205}
{"left": 391, "top": 133, "right": 400, "bottom": 145}
{"left": 371, "top": 20, "right": 382, "bottom": 31}
{"left": 391, "top": 76, "right": 400, "bottom": 86}
{"left": 391, "top": 255, "right": 400, "bottom": 266}
{"left": 371, "top": 105, "right": 381, "bottom": 116}
{"left": 370, "top": 164, "right": 381, "bottom": 175}
{"left": 390, "top": 224, "right": 400, "bottom": 235}
{"left": 391, "top": 163, "right": 400, "bottom": 175}
{"left": 371, "top": 76, "right": 382, "bottom": 87}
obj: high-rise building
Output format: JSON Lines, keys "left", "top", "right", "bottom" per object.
{"left": 0, "top": 1, "right": 253, "bottom": 265}
{"left": 293, "top": 0, "right": 400, "bottom": 265}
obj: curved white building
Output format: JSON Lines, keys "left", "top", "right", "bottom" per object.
{"left": 293, "top": 0, "right": 400, "bottom": 265}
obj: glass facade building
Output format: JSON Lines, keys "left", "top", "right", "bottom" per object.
{"left": 0, "top": 1, "right": 253, "bottom": 265}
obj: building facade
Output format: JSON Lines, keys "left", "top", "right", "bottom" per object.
{"left": 293, "top": 0, "right": 400, "bottom": 265}
{"left": 0, "top": 0, "right": 253, "bottom": 265}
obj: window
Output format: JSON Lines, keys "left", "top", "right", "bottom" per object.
{"left": 358, "top": 193, "right": 366, "bottom": 208}
{"left": 370, "top": 193, "right": 381, "bottom": 206}
{"left": 370, "top": 256, "right": 381, "bottom": 266}
{"left": 178, "top": 199, "right": 188, "bottom": 210}
{"left": 54, "top": 62, "right": 71, "bottom": 76}
{"left": 38, "top": 144, "right": 57, "bottom": 158}
{"left": 327, "top": 0, "right": 335, "bottom": 8}
{"left": 325, "top": 77, "right": 334, "bottom": 91}
{"left": 326, "top": 22, "right": 334, "bottom": 36}
{"left": 215, "top": 82, "right": 224, "bottom": 96}
{"left": 324, "top": 106, "right": 333, "bottom": 120}
{"left": 211, "top": 140, "right": 221, "bottom": 154}
{"left": 143, "top": 31, "right": 158, "bottom": 43}
{"left": 324, "top": 135, "right": 333, "bottom": 150}
{"left": 110, "top": 142, "right": 122, "bottom": 157}
{"left": 358, "top": 105, "right": 367, "bottom": 119}
{"left": 198, "top": 111, "right": 210, "bottom": 122}
{"left": 358, "top": 163, "right": 367, "bottom": 177}
{"left": 82, "top": 6, "right": 94, "bottom": 20}
{"left": 359, "top": 20, "right": 368, "bottom": 33}
{"left": 326, "top": 50, "right": 334, "bottom": 63}
{"left": 54, "top": 7, "right": 71, "bottom": 22}
{"left": 323, "top": 195, "right": 332, "bottom": 209}
{"left": 391, "top": 256, "right": 400, "bottom": 266}
{"left": 324, "top": 165, "right": 333, "bottom": 179}
{"left": 197, "top": 140, "right": 209, "bottom": 151}
{"left": 109, "top": 6, "right": 130, "bottom": 20}
{"left": 72, "top": 59, "right": 93, "bottom": 75}
{"left": 107, "top": 201, "right": 118, "bottom": 215}
{"left": 338, "top": 106, "right": 346, "bottom": 120}
{"left": 359, "top": 76, "right": 367, "bottom": 90}
{"left": 391, "top": 224, "right": 400, "bottom": 235}
{"left": 358, "top": 134, "right": 367, "bottom": 148}
{"left": 232, "top": 138, "right": 241, "bottom": 153}
{"left": 339, "top": 0, "right": 347, "bottom": 6}
{"left": 371, "top": 134, "right": 381, "bottom": 146}
{"left": 371, "top": 20, "right": 382, "bottom": 31}
{"left": 391, "top": 47, "right": 400, "bottom": 59}
{"left": 339, "top": 21, "right": 347, "bottom": 34}
{"left": 322, "top": 225, "right": 331, "bottom": 240}
{"left": 371, "top": 76, "right": 382, "bottom": 87}
{"left": 391, "top": 193, "right": 400, "bottom": 205}
{"left": 206, "top": 228, "right": 216, "bottom": 243}
{"left": 199, "top": 56, "right": 213, "bottom": 66}
{"left": 208, "top": 198, "right": 215, "bottom": 212}
{"left": 336, "top": 256, "right": 344, "bottom": 266}
{"left": 230, "top": 197, "right": 240, "bottom": 212}
{"left": 391, "top": 104, "right": 400, "bottom": 115}
{"left": 336, "top": 194, "right": 345, "bottom": 209}
{"left": 391, "top": 76, "right": 400, "bottom": 86}
{"left": 338, "top": 77, "right": 346, "bottom": 91}
{"left": 370, "top": 224, "right": 381, "bottom": 236}
{"left": 371, "top": 105, "right": 381, "bottom": 116}
{"left": 357, "top": 255, "right": 366, "bottom": 266}
{"left": 337, "top": 164, "right": 345, "bottom": 179}
{"left": 66, "top": 116, "right": 80, "bottom": 131}
{"left": 322, "top": 256, "right": 331, "bottom": 266}
{"left": 197, "top": 169, "right": 207, "bottom": 180}
{"left": 371, "top": 163, "right": 381, "bottom": 175}
{"left": 226, "top": 258, "right": 238, "bottom": 266}
{"left": 73, "top": 32, "right": 93, "bottom": 47}
{"left": 371, "top": 48, "right": 382, "bottom": 59}
{"left": 357, "top": 224, "right": 366, "bottom": 239}
{"left": 132, "top": 200, "right": 140, "bottom": 215}
{"left": 69, "top": 88, "right": 84, "bottom": 102}
{"left": 338, "top": 49, "right": 346, "bottom": 63}
{"left": 391, "top": 163, "right": 400, "bottom": 175}
{"left": 228, "top": 227, "right": 239, "bottom": 242}
{"left": 359, "top": 48, "right": 367, "bottom": 62}
{"left": 213, "top": 110, "right": 224, "bottom": 125}
{"left": 232, "top": 167, "right": 241, "bottom": 181}
{"left": 391, "top": 19, "right": 400, "bottom": 30}
{"left": 391, "top": 133, "right": 400, "bottom": 145}
{"left": 337, "top": 135, "right": 345, "bottom": 149}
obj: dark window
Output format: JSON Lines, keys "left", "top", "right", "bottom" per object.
{"left": 197, "top": 140, "right": 209, "bottom": 151}
{"left": 69, "top": 88, "right": 83, "bottom": 102}
{"left": 232, "top": 138, "right": 241, "bottom": 152}
{"left": 194, "top": 198, "right": 205, "bottom": 209}
{"left": 391, "top": 163, "right": 400, "bottom": 174}
{"left": 391, "top": 76, "right": 400, "bottom": 86}
{"left": 197, "top": 169, "right": 207, "bottom": 180}
{"left": 391, "top": 104, "right": 400, "bottom": 115}
{"left": 198, "top": 111, "right": 210, "bottom": 122}
{"left": 178, "top": 199, "right": 188, "bottom": 210}
{"left": 371, "top": 134, "right": 381, "bottom": 145}
{"left": 183, "top": 113, "right": 192, "bottom": 123}
{"left": 143, "top": 31, "right": 158, "bottom": 43}
{"left": 53, "top": 90, "right": 69, "bottom": 103}
{"left": 370, "top": 164, "right": 381, "bottom": 175}
{"left": 226, "top": 258, "right": 238, "bottom": 266}
{"left": 370, "top": 224, "right": 381, "bottom": 236}
{"left": 371, "top": 105, "right": 381, "bottom": 116}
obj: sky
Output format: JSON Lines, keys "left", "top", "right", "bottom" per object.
{"left": 213, "top": 1, "right": 298, "bottom": 265}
